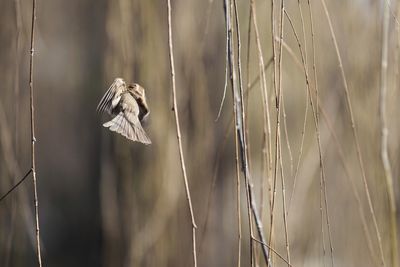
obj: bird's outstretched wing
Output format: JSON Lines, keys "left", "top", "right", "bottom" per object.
{"left": 96, "top": 78, "right": 127, "bottom": 114}
{"left": 102, "top": 112, "right": 151, "bottom": 144}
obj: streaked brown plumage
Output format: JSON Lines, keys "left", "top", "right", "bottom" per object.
{"left": 97, "top": 78, "right": 151, "bottom": 144}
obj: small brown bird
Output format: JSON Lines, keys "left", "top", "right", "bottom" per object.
{"left": 97, "top": 78, "right": 151, "bottom": 144}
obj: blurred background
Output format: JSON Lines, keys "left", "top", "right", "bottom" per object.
{"left": 0, "top": 0, "right": 399, "bottom": 266}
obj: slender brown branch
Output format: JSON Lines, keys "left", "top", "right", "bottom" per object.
{"left": 226, "top": 0, "right": 254, "bottom": 265}
{"left": 29, "top": 0, "right": 43, "bottom": 265}
{"left": 252, "top": 237, "right": 294, "bottom": 267}
{"left": 215, "top": 13, "right": 230, "bottom": 122}
{"left": 200, "top": 55, "right": 273, "bottom": 259}
{"left": 225, "top": 0, "right": 271, "bottom": 265}
{"left": 284, "top": 9, "right": 335, "bottom": 266}
{"left": 166, "top": 1, "right": 197, "bottom": 266}
{"left": 232, "top": 0, "right": 244, "bottom": 265}
{"left": 380, "top": 2, "right": 398, "bottom": 267}
{"left": 279, "top": 127, "right": 291, "bottom": 266}
{"left": 0, "top": 169, "right": 32, "bottom": 203}
{"left": 280, "top": 34, "right": 381, "bottom": 265}
{"left": 320, "top": 1, "right": 386, "bottom": 266}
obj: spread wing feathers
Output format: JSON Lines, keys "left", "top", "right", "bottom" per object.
{"left": 97, "top": 78, "right": 127, "bottom": 114}
{"left": 103, "top": 112, "right": 152, "bottom": 145}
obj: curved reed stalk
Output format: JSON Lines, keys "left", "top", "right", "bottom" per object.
{"left": 166, "top": 1, "right": 198, "bottom": 266}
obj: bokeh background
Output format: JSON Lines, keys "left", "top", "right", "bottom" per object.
{"left": 0, "top": 0, "right": 399, "bottom": 266}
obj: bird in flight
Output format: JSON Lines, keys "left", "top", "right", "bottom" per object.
{"left": 97, "top": 78, "right": 151, "bottom": 144}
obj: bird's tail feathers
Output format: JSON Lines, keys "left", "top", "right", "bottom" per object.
{"left": 103, "top": 113, "right": 151, "bottom": 145}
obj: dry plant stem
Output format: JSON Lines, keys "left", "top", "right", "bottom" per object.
{"left": 288, "top": 89, "right": 308, "bottom": 210}
{"left": 245, "top": 8, "right": 262, "bottom": 266}
{"left": 233, "top": 1, "right": 245, "bottom": 265}
{"left": 280, "top": 36, "right": 380, "bottom": 265}
{"left": 234, "top": 128, "right": 243, "bottom": 267}
{"left": 225, "top": 0, "right": 271, "bottom": 265}
{"left": 249, "top": 0, "right": 273, "bottom": 204}
{"left": 279, "top": 129, "right": 291, "bottom": 266}
{"left": 235, "top": 134, "right": 242, "bottom": 267}
{"left": 215, "top": 18, "right": 230, "bottom": 121}
{"left": 281, "top": 92, "right": 293, "bottom": 178}
{"left": 319, "top": 168, "right": 327, "bottom": 266}
{"left": 252, "top": 237, "right": 293, "bottom": 267}
{"left": 276, "top": 1, "right": 291, "bottom": 265}
{"left": 301, "top": 1, "right": 327, "bottom": 263}
{"left": 0, "top": 170, "right": 32, "bottom": 203}
{"left": 200, "top": 57, "right": 273, "bottom": 257}
{"left": 320, "top": 1, "right": 386, "bottom": 266}
{"left": 285, "top": 32, "right": 309, "bottom": 210}
{"left": 284, "top": 10, "right": 334, "bottom": 266}
{"left": 307, "top": 0, "right": 318, "bottom": 123}
{"left": 289, "top": 0, "right": 310, "bottom": 210}
{"left": 279, "top": 2, "right": 291, "bottom": 265}
{"left": 269, "top": 0, "right": 286, "bottom": 263}
{"left": 268, "top": 0, "right": 279, "bottom": 259}
{"left": 28, "top": 0, "right": 43, "bottom": 265}
{"left": 199, "top": 118, "right": 232, "bottom": 255}
{"left": 380, "top": 2, "right": 399, "bottom": 267}
{"left": 319, "top": 105, "right": 378, "bottom": 265}
{"left": 166, "top": 1, "right": 198, "bottom": 266}
{"left": 248, "top": 1, "right": 274, "bottom": 261}
{"left": 227, "top": 0, "right": 254, "bottom": 265}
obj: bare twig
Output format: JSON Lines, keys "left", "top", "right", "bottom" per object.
{"left": 215, "top": 12, "right": 230, "bottom": 122}
{"left": 320, "top": 1, "right": 386, "bottom": 266}
{"left": 224, "top": 0, "right": 271, "bottom": 265}
{"left": 232, "top": 1, "right": 244, "bottom": 265}
{"left": 252, "top": 237, "right": 294, "bottom": 267}
{"left": 319, "top": 104, "right": 379, "bottom": 265}
{"left": 284, "top": 9, "right": 334, "bottom": 266}
{"left": 248, "top": 1, "right": 274, "bottom": 263}
{"left": 279, "top": 34, "right": 380, "bottom": 265}
{"left": 275, "top": 1, "right": 291, "bottom": 265}
{"left": 166, "top": 1, "right": 198, "bottom": 266}
{"left": 200, "top": 55, "right": 273, "bottom": 259}
{"left": 0, "top": 169, "right": 32, "bottom": 203}
{"left": 28, "top": 0, "right": 43, "bottom": 265}
{"left": 279, "top": 127, "right": 291, "bottom": 266}
{"left": 380, "top": 2, "right": 398, "bottom": 267}
{"left": 226, "top": 0, "right": 254, "bottom": 264}
{"left": 289, "top": 0, "right": 311, "bottom": 211}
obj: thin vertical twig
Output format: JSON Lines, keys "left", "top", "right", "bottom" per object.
{"left": 252, "top": 237, "right": 293, "bottom": 267}
{"left": 289, "top": 0, "right": 311, "bottom": 211}
{"left": 279, "top": 129, "right": 291, "bottom": 266}
{"left": 199, "top": 56, "right": 273, "bottom": 259}
{"left": 226, "top": 0, "right": 255, "bottom": 265}
{"left": 166, "top": 1, "right": 197, "bottom": 266}
{"left": 380, "top": 2, "right": 398, "bottom": 267}
{"left": 235, "top": 127, "right": 242, "bottom": 267}
{"left": 29, "top": 0, "right": 43, "bottom": 266}
{"left": 320, "top": 1, "right": 386, "bottom": 266}
{"left": 299, "top": 1, "right": 328, "bottom": 262}
{"left": 284, "top": 9, "right": 335, "bottom": 266}
{"left": 279, "top": 36, "right": 381, "bottom": 265}
{"left": 276, "top": 0, "right": 291, "bottom": 265}
{"left": 232, "top": 1, "right": 244, "bottom": 266}
{"left": 248, "top": 1, "right": 274, "bottom": 263}
{"left": 224, "top": 0, "right": 271, "bottom": 265}
{"left": 270, "top": 0, "right": 286, "bottom": 264}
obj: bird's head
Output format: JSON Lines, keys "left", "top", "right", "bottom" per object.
{"left": 129, "top": 83, "right": 149, "bottom": 120}
{"left": 130, "top": 83, "right": 147, "bottom": 104}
